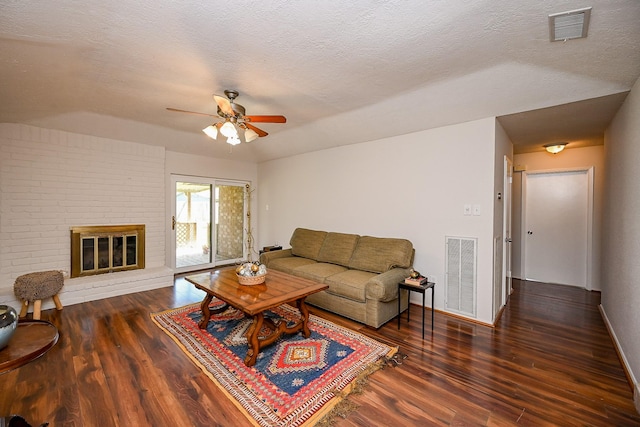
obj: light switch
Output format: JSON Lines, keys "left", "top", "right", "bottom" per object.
{"left": 473, "top": 204, "right": 481, "bottom": 216}
{"left": 464, "top": 204, "right": 472, "bottom": 216}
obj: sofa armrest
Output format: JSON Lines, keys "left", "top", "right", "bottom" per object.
{"left": 365, "top": 267, "right": 412, "bottom": 302}
{"left": 259, "top": 248, "right": 293, "bottom": 267}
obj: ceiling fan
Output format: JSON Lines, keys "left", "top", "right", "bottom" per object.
{"left": 167, "top": 90, "right": 286, "bottom": 145}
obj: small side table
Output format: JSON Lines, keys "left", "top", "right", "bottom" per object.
{"left": 0, "top": 319, "right": 59, "bottom": 374}
{"left": 398, "top": 280, "right": 435, "bottom": 339}
{"left": 259, "top": 245, "right": 282, "bottom": 255}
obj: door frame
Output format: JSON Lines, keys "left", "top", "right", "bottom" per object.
{"left": 520, "top": 167, "right": 594, "bottom": 290}
{"left": 502, "top": 156, "right": 513, "bottom": 303}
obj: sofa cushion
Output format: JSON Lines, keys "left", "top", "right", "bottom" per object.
{"left": 293, "top": 263, "right": 347, "bottom": 283}
{"left": 290, "top": 228, "right": 327, "bottom": 260}
{"left": 324, "top": 269, "right": 377, "bottom": 303}
{"left": 348, "top": 236, "right": 413, "bottom": 273}
{"left": 269, "top": 257, "right": 317, "bottom": 275}
{"left": 317, "top": 232, "right": 359, "bottom": 267}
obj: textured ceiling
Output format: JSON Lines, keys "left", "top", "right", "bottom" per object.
{"left": 1, "top": 1, "right": 639, "bottom": 162}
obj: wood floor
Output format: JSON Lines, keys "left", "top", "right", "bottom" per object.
{"left": 1, "top": 276, "right": 638, "bottom": 426}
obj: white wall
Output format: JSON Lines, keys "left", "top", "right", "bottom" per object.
{"left": 512, "top": 145, "right": 605, "bottom": 291}
{"left": 0, "top": 124, "right": 173, "bottom": 311}
{"left": 602, "top": 76, "right": 640, "bottom": 410}
{"left": 164, "top": 151, "right": 259, "bottom": 266}
{"left": 258, "top": 118, "right": 499, "bottom": 324}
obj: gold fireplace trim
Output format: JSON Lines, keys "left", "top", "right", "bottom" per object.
{"left": 70, "top": 225, "right": 145, "bottom": 278}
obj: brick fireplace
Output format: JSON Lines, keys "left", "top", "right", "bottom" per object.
{"left": 0, "top": 124, "right": 173, "bottom": 313}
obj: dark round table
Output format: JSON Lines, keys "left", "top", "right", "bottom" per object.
{"left": 0, "top": 319, "right": 59, "bottom": 374}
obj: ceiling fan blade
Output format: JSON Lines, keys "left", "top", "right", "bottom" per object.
{"left": 166, "top": 107, "right": 217, "bottom": 117}
{"left": 214, "top": 94, "right": 235, "bottom": 117}
{"left": 245, "top": 115, "right": 287, "bottom": 123}
{"left": 245, "top": 123, "right": 268, "bottom": 137}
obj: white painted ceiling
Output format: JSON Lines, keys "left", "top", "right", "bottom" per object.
{"left": 1, "top": 1, "right": 639, "bottom": 162}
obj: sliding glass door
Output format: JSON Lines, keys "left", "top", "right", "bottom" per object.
{"left": 213, "top": 181, "right": 246, "bottom": 264}
{"left": 171, "top": 175, "right": 247, "bottom": 273}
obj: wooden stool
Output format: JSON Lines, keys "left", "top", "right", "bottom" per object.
{"left": 14, "top": 271, "right": 64, "bottom": 320}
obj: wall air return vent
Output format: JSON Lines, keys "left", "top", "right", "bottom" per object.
{"left": 549, "top": 7, "right": 592, "bottom": 42}
{"left": 445, "top": 236, "right": 477, "bottom": 317}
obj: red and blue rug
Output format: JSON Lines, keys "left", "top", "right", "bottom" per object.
{"left": 151, "top": 300, "right": 396, "bottom": 427}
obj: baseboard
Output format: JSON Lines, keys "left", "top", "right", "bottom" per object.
{"left": 424, "top": 304, "right": 493, "bottom": 328}
{"left": 599, "top": 304, "right": 639, "bottom": 410}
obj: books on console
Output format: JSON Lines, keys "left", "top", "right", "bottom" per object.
{"left": 404, "top": 275, "right": 427, "bottom": 286}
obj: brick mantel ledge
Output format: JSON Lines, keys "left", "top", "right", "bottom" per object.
{"left": 0, "top": 266, "right": 174, "bottom": 314}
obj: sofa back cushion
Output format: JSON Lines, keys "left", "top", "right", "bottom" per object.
{"left": 348, "top": 236, "right": 413, "bottom": 273}
{"left": 317, "top": 232, "right": 360, "bottom": 267}
{"left": 290, "top": 228, "right": 327, "bottom": 260}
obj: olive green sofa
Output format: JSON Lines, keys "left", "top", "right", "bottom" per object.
{"left": 259, "top": 228, "right": 414, "bottom": 328}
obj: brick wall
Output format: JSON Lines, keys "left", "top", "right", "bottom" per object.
{"left": 0, "top": 123, "right": 173, "bottom": 310}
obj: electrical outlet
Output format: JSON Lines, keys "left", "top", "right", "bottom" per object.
{"left": 473, "top": 204, "right": 481, "bottom": 216}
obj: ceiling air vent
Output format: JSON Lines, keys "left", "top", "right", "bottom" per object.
{"left": 549, "top": 7, "right": 592, "bottom": 42}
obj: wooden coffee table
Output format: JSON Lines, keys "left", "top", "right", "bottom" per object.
{"left": 185, "top": 269, "right": 328, "bottom": 367}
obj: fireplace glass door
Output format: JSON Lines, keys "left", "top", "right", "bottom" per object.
{"left": 81, "top": 234, "right": 137, "bottom": 272}
{"left": 172, "top": 177, "right": 247, "bottom": 272}
{"left": 70, "top": 225, "right": 145, "bottom": 278}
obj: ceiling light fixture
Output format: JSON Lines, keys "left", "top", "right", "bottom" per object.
{"left": 244, "top": 128, "right": 259, "bottom": 143}
{"left": 549, "top": 7, "right": 592, "bottom": 42}
{"left": 202, "top": 124, "right": 218, "bottom": 140}
{"left": 227, "top": 135, "right": 241, "bottom": 146}
{"left": 203, "top": 121, "right": 245, "bottom": 146}
{"left": 544, "top": 143, "right": 568, "bottom": 154}
{"left": 220, "top": 121, "right": 237, "bottom": 138}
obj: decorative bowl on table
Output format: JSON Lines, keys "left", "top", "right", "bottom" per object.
{"left": 236, "top": 262, "right": 267, "bottom": 286}
{"left": 0, "top": 304, "right": 18, "bottom": 350}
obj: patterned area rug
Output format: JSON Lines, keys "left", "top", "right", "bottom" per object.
{"left": 151, "top": 300, "right": 397, "bottom": 427}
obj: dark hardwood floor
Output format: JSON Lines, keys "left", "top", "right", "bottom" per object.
{"left": 1, "top": 276, "right": 638, "bottom": 426}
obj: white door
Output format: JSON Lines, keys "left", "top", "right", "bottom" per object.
{"left": 523, "top": 169, "right": 592, "bottom": 288}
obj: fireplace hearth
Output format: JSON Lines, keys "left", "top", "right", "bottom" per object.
{"left": 70, "top": 225, "right": 145, "bottom": 278}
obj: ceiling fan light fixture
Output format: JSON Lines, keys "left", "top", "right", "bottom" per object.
{"left": 244, "top": 128, "right": 259, "bottom": 142}
{"left": 220, "top": 121, "right": 237, "bottom": 138}
{"left": 544, "top": 142, "right": 568, "bottom": 154}
{"left": 168, "top": 90, "right": 286, "bottom": 147}
{"left": 227, "top": 135, "right": 241, "bottom": 146}
{"left": 202, "top": 124, "right": 218, "bottom": 140}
